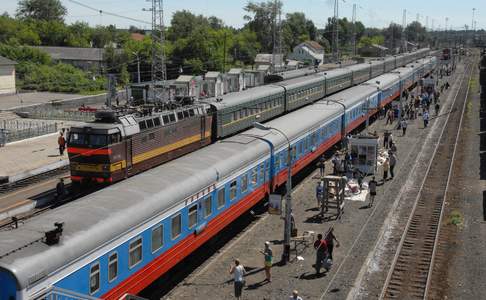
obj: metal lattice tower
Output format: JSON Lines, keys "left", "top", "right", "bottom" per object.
{"left": 332, "top": 0, "right": 339, "bottom": 61}
{"left": 352, "top": 4, "right": 356, "bottom": 56}
{"left": 150, "top": 0, "right": 167, "bottom": 103}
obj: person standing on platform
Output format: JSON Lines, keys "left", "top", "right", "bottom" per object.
{"left": 261, "top": 241, "right": 273, "bottom": 282}
{"left": 58, "top": 132, "right": 66, "bottom": 156}
{"left": 313, "top": 234, "right": 328, "bottom": 274}
{"left": 316, "top": 181, "right": 325, "bottom": 209}
{"left": 368, "top": 177, "right": 378, "bottom": 207}
{"left": 388, "top": 133, "right": 394, "bottom": 149}
{"left": 325, "top": 227, "right": 340, "bottom": 260}
{"left": 383, "top": 130, "right": 390, "bottom": 149}
{"left": 423, "top": 110, "right": 430, "bottom": 128}
{"left": 389, "top": 152, "right": 397, "bottom": 179}
{"left": 229, "top": 259, "right": 246, "bottom": 300}
{"left": 382, "top": 157, "right": 390, "bottom": 182}
{"left": 400, "top": 119, "right": 408, "bottom": 136}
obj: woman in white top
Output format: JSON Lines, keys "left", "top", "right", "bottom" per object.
{"left": 229, "top": 259, "right": 246, "bottom": 299}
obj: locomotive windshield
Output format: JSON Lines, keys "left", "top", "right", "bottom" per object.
{"left": 69, "top": 132, "right": 121, "bottom": 147}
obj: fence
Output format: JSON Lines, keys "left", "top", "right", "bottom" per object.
{"left": 0, "top": 119, "right": 59, "bottom": 145}
{"left": 24, "top": 109, "right": 95, "bottom": 122}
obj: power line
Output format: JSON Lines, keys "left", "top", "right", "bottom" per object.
{"left": 67, "top": 0, "right": 151, "bottom": 25}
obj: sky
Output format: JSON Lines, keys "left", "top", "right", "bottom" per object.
{"left": 2, "top": 0, "right": 485, "bottom": 31}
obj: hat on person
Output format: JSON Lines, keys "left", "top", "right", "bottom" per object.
{"left": 265, "top": 241, "right": 270, "bottom": 246}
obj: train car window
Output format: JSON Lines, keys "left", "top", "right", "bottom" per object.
{"left": 203, "top": 196, "right": 212, "bottom": 218}
{"left": 139, "top": 121, "right": 147, "bottom": 130}
{"left": 304, "top": 137, "right": 308, "bottom": 151}
{"left": 169, "top": 114, "right": 176, "bottom": 123}
{"left": 233, "top": 111, "right": 238, "bottom": 121}
{"left": 163, "top": 115, "right": 170, "bottom": 124}
{"left": 275, "top": 153, "right": 280, "bottom": 169}
{"left": 177, "top": 112, "right": 184, "bottom": 120}
{"left": 291, "top": 146, "right": 297, "bottom": 161}
{"left": 151, "top": 224, "right": 164, "bottom": 253}
{"left": 69, "top": 133, "right": 87, "bottom": 145}
{"left": 229, "top": 180, "right": 237, "bottom": 200}
{"left": 171, "top": 214, "right": 181, "bottom": 239}
{"left": 188, "top": 205, "right": 198, "bottom": 228}
{"left": 183, "top": 110, "right": 190, "bottom": 118}
{"left": 217, "top": 188, "right": 225, "bottom": 208}
{"left": 251, "top": 168, "right": 258, "bottom": 185}
{"left": 146, "top": 119, "right": 154, "bottom": 128}
{"left": 153, "top": 118, "right": 161, "bottom": 126}
{"left": 90, "top": 135, "right": 108, "bottom": 147}
{"left": 311, "top": 133, "right": 317, "bottom": 146}
{"left": 189, "top": 109, "right": 195, "bottom": 117}
{"left": 241, "top": 174, "right": 248, "bottom": 193}
{"left": 108, "top": 252, "right": 118, "bottom": 282}
{"left": 129, "top": 237, "right": 143, "bottom": 268}
{"left": 89, "top": 262, "right": 100, "bottom": 295}
{"left": 298, "top": 141, "right": 303, "bottom": 154}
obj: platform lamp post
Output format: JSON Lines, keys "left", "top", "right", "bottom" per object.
{"left": 324, "top": 99, "right": 347, "bottom": 149}
{"left": 253, "top": 122, "right": 292, "bottom": 264}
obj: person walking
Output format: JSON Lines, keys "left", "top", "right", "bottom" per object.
{"left": 435, "top": 102, "right": 440, "bottom": 116}
{"left": 423, "top": 110, "right": 430, "bottom": 128}
{"left": 332, "top": 154, "right": 341, "bottom": 175}
{"left": 313, "top": 234, "right": 328, "bottom": 274}
{"left": 400, "top": 119, "right": 408, "bottom": 136}
{"left": 325, "top": 227, "right": 340, "bottom": 260}
{"left": 56, "top": 178, "right": 66, "bottom": 201}
{"left": 58, "top": 132, "right": 66, "bottom": 156}
{"left": 382, "top": 157, "right": 390, "bottom": 182}
{"left": 289, "top": 290, "right": 303, "bottom": 300}
{"left": 388, "top": 133, "right": 394, "bottom": 149}
{"left": 390, "top": 142, "right": 397, "bottom": 154}
{"left": 261, "top": 241, "right": 273, "bottom": 282}
{"left": 386, "top": 109, "right": 393, "bottom": 125}
{"left": 229, "top": 259, "right": 246, "bottom": 300}
{"left": 389, "top": 152, "right": 397, "bottom": 179}
{"left": 368, "top": 176, "right": 378, "bottom": 208}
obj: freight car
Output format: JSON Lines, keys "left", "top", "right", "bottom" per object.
{"left": 67, "top": 49, "right": 432, "bottom": 184}
{"left": 0, "top": 56, "right": 437, "bottom": 300}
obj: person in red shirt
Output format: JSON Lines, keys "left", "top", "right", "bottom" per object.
{"left": 58, "top": 132, "right": 66, "bottom": 156}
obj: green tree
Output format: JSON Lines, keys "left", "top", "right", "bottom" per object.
{"left": 383, "top": 23, "right": 403, "bottom": 51}
{"left": 243, "top": 0, "right": 282, "bottom": 53}
{"left": 282, "top": 12, "right": 316, "bottom": 52}
{"left": 405, "top": 21, "right": 427, "bottom": 45}
{"left": 16, "top": 0, "right": 67, "bottom": 22}
{"left": 119, "top": 63, "right": 130, "bottom": 86}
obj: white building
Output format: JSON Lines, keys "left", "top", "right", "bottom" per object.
{"left": 0, "top": 56, "right": 16, "bottom": 95}
{"left": 288, "top": 41, "right": 325, "bottom": 66}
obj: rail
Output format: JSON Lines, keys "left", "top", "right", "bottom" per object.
{"left": 380, "top": 57, "right": 474, "bottom": 299}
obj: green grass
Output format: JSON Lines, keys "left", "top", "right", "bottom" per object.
{"left": 447, "top": 210, "right": 464, "bottom": 227}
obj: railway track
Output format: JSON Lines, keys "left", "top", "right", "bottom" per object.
{"left": 0, "top": 166, "right": 69, "bottom": 196}
{"left": 380, "top": 57, "right": 475, "bottom": 299}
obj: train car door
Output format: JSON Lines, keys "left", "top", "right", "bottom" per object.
{"left": 126, "top": 139, "right": 133, "bottom": 177}
{"left": 200, "top": 114, "right": 206, "bottom": 142}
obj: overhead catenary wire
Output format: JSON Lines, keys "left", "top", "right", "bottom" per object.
{"left": 67, "top": 0, "right": 151, "bottom": 25}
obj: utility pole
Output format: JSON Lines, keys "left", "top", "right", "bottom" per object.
{"left": 352, "top": 3, "right": 357, "bottom": 56}
{"left": 402, "top": 9, "right": 407, "bottom": 52}
{"left": 332, "top": 0, "right": 340, "bottom": 62}
{"left": 445, "top": 17, "right": 449, "bottom": 47}
{"left": 222, "top": 31, "right": 227, "bottom": 73}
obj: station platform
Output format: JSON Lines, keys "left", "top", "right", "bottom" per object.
{"left": 163, "top": 69, "right": 462, "bottom": 300}
{"left": 0, "top": 133, "right": 68, "bottom": 183}
{"left": 0, "top": 92, "right": 81, "bottom": 111}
